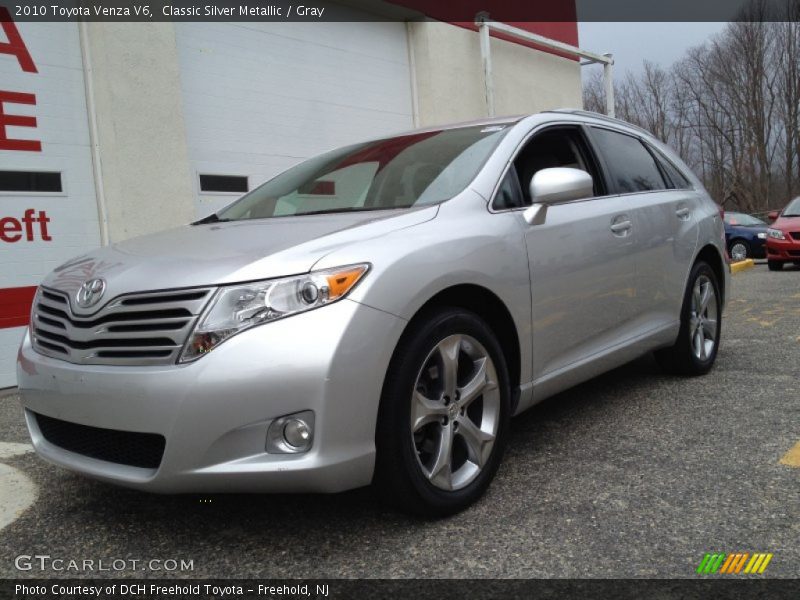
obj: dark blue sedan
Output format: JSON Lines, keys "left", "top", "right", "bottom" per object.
{"left": 723, "top": 212, "right": 768, "bottom": 261}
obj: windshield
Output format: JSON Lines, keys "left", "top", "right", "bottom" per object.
{"left": 213, "top": 125, "right": 510, "bottom": 221}
{"left": 725, "top": 212, "right": 766, "bottom": 226}
{"left": 783, "top": 197, "right": 800, "bottom": 217}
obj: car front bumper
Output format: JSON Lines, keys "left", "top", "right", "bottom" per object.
{"left": 17, "top": 299, "right": 406, "bottom": 493}
{"left": 766, "top": 237, "right": 800, "bottom": 262}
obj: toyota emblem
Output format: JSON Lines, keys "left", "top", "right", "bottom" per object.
{"left": 76, "top": 278, "right": 107, "bottom": 308}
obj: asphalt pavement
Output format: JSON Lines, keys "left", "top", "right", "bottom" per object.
{"left": 0, "top": 263, "right": 797, "bottom": 579}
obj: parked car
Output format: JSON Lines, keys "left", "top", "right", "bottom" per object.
{"left": 766, "top": 196, "right": 800, "bottom": 270}
{"left": 17, "top": 110, "right": 729, "bottom": 516}
{"left": 723, "top": 211, "right": 767, "bottom": 261}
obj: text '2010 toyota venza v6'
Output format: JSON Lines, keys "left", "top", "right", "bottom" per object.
{"left": 18, "top": 110, "right": 729, "bottom": 516}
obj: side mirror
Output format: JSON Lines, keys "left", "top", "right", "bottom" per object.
{"left": 523, "top": 167, "right": 593, "bottom": 225}
{"left": 768, "top": 211, "right": 779, "bottom": 221}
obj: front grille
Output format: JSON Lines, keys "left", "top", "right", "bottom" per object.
{"left": 790, "top": 232, "right": 800, "bottom": 241}
{"left": 31, "top": 286, "right": 213, "bottom": 366}
{"left": 34, "top": 412, "right": 165, "bottom": 469}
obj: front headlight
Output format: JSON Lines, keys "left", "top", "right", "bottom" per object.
{"left": 757, "top": 232, "right": 767, "bottom": 239}
{"left": 180, "top": 264, "right": 369, "bottom": 362}
{"left": 767, "top": 228, "right": 786, "bottom": 240}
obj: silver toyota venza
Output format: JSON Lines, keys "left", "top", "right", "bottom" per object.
{"left": 18, "top": 110, "right": 729, "bottom": 516}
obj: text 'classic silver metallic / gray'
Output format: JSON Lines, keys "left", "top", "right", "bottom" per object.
{"left": 17, "top": 110, "right": 730, "bottom": 516}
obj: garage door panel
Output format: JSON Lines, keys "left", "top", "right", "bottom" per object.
{"left": 176, "top": 18, "right": 414, "bottom": 216}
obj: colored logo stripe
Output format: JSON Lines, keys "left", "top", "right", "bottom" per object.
{"left": 697, "top": 553, "right": 773, "bottom": 574}
{"left": 0, "top": 286, "right": 37, "bottom": 329}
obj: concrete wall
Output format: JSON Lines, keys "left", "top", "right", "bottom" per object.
{"left": 82, "top": 23, "right": 195, "bottom": 242}
{"left": 408, "top": 21, "right": 583, "bottom": 127}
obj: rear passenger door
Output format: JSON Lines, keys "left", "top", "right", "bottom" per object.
{"left": 586, "top": 127, "right": 699, "bottom": 331}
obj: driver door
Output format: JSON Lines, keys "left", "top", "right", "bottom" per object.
{"left": 506, "top": 126, "right": 639, "bottom": 386}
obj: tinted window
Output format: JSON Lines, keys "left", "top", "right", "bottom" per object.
{"left": 648, "top": 146, "right": 692, "bottom": 190}
{"left": 590, "top": 128, "right": 666, "bottom": 193}
{"left": 493, "top": 165, "right": 524, "bottom": 210}
{"left": 0, "top": 171, "right": 62, "bottom": 192}
{"left": 216, "top": 125, "right": 510, "bottom": 220}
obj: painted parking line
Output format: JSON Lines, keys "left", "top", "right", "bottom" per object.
{"left": 0, "top": 442, "right": 37, "bottom": 532}
{"left": 779, "top": 441, "right": 800, "bottom": 468}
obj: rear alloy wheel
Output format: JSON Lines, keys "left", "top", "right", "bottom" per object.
{"left": 728, "top": 239, "right": 750, "bottom": 262}
{"left": 374, "top": 308, "right": 510, "bottom": 516}
{"left": 768, "top": 260, "right": 784, "bottom": 271}
{"left": 655, "top": 261, "right": 721, "bottom": 376}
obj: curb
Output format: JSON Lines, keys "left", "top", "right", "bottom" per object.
{"left": 730, "top": 259, "right": 755, "bottom": 274}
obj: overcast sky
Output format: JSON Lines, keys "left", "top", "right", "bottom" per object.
{"left": 578, "top": 22, "right": 728, "bottom": 77}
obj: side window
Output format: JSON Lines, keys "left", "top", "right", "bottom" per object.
{"left": 590, "top": 127, "right": 667, "bottom": 193}
{"left": 649, "top": 146, "right": 693, "bottom": 190}
{"left": 493, "top": 165, "right": 524, "bottom": 210}
{"left": 509, "top": 127, "right": 602, "bottom": 207}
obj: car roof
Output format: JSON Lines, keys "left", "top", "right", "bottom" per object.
{"left": 374, "top": 109, "right": 659, "bottom": 146}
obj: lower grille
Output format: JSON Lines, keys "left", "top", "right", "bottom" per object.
{"left": 789, "top": 232, "right": 800, "bottom": 241}
{"left": 34, "top": 412, "right": 165, "bottom": 469}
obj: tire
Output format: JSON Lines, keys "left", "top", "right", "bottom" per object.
{"left": 728, "top": 239, "right": 750, "bottom": 262}
{"left": 655, "top": 261, "right": 722, "bottom": 376}
{"left": 374, "top": 307, "right": 511, "bottom": 517}
{"left": 768, "top": 260, "right": 783, "bottom": 271}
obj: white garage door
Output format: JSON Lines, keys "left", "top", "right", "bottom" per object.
{"left": 0, "top": 19, "right": 101, "bottom": 387}
{"left": 175, "top": 17, "right": 415, "bottom": 216}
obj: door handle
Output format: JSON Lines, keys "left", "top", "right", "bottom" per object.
{"left": 610, "top": 220, "right": 632, "bottom": 234}
{"left": 676, "top": 206, "right": 691, "bottom": 219}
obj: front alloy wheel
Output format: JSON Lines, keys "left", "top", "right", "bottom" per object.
{"left": 375, "top": 308, "right": 510, "bottom": 516}
{"left": 411, "top": 334, "right": 501, "bottom": 491}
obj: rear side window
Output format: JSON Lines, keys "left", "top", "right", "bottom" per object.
{"left": 590, "top": 127, "right": 667, "bottom": 193}
{"left": 649, "top": 147, "right": 693, "bottom": 190}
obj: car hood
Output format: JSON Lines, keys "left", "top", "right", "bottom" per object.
{"left": 772, "top": 215, "right": 800, "bottom": 231}
{"left": 727, "top": 224, "right": 767, "bottom": 233}
{"left": 42, "top": 207, "right": 438, "bottom": 304}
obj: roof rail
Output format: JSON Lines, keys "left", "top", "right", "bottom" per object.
{"left": 547, "top": 109, "right": 653, "bottom": 137}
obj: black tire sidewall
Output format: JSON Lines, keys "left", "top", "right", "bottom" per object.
{"left": 375, "top": 307, "right": 511, "bottom": 516}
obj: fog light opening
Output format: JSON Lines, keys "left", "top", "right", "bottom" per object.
{"left": 266, "top": 411, "right": 314, "bottom": 454}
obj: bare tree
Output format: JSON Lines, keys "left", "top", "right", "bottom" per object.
{"left": 581, "top": 0, "right": 800, "bottom": 213}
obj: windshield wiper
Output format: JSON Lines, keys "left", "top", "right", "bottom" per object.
{"left": 193, "top": 213, "right": 232, "bottom": 225}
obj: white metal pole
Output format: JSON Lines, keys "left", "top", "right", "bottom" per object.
{"left": 603, "top": 53, "right": 615, "bottom": 118}
{"left": 477, "top": 16, "right": 495, "bottom": 117}
{"left": 78, "top": 20, "right": 110, "bottom": 246}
